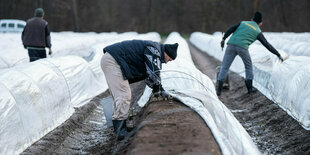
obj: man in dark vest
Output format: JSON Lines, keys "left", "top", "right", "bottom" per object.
{"left": 217, "top": 11, "right": 284, "bottom": 96}
{"left": 101, "top": 40, "right": 178, "bottom": 140}
{"left": 22, "top": 8, "right": 52, "bottom": 62}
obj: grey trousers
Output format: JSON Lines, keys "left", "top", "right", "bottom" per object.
{"left": 218, "top": 44, "right": 253, "bottom": 81}
{"left": 101, "top": 52, "right": 131, "bottom": 120}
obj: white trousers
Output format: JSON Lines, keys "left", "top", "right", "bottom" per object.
{"left": 101, "top": 52, "right": 131, "bottom": 120}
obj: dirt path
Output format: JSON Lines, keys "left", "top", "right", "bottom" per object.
{"left": 22, "top": 91, "right": 115, "bottom": 154}
{"left": 23, "top": 79, "right": 221, "bottom": 154}
{"left": 116, "top": 99, "right": 221, "bottom": 155}
{"left": 188, "top": 41, "right": 310, "bottom": 155}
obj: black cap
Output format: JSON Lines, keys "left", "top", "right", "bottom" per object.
{"left": 164, "top": 43, "right": 178, "bottom": 60}
{"left": 253, "top": 11, "right": 262, "bottom": 23}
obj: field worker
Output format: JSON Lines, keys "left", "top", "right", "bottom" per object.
{"left": 22, "top": 8, "right": 52, "bottom": 62}
{"left": 101, "top": 40, "right": 178, "bottom": 140}
{"left": 217, "top": 11, "right": 283, "bottom": 96}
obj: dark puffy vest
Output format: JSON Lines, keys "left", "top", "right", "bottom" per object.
{"left": 22, "top": 17, "right": 48, "bottom": 47}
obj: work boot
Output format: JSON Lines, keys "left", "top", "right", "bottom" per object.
{"left": 245, "top": 80, "right": 257, "bottom": 94}
{"left": 112, "top": 120, "right": 126, "bottom": 140}
{"left": 216, "top": 80, "right": 224, "bottom": 96}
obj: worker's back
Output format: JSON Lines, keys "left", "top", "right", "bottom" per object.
{"left": 22, "top": 17, "right": 48, "bottom": 47}
{"left": 228, "top": 21, "right": 261, "bottom": 50}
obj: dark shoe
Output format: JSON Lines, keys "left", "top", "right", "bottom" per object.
{"left": 117, "top": 128, "right": 126, "bottom": 140}
{"left": 245, "top": 80, "right": 257, "bottom": 94}
{"left": 223, "top": 74, "right": 230, "bottom": 90}
{"left": 112, "top": 120, "right": 127, "bottom": 140}
{"left": 216, "top": 80, "right": 224, "bottom": 96}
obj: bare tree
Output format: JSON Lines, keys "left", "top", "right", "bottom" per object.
{"left": 72, "top": 0, "right": 79, "bottom": 32}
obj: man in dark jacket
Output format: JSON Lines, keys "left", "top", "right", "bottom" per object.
{"left": 101, "top": 40, "right": 178, "bottom": 140}
{"left": 22, "top": 8, "right": 52, "bottom": 62}
{"left": 217, "top": 11, "right": 283, "bottom": 96}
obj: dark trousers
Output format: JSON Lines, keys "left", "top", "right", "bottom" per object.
{"left": 28, "top": 49, "right": 46, "bottom": 62}
{"left": 218, "top": 44, "right": 253, "bottom": 81}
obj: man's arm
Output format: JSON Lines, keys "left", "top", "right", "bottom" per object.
{"left": 222, "top": 22, "right": 241, "bottom": 40}
{"left": 45, "top": 23, "right": 52, "bottom": 55}
{"left": 144, "top": 45, "right": 172, "bottom": 99}
{"left": 21, "top": 26, "right": 26, "bottom": 48}
{"left": 221, "top": 22, "right": 240, "bottom": 49}
{"left": 45, "top": 23, "right": 51, "bottom": 48}
{"left": 257, "top": 33, "right": 283, "bottom": 61}
{"left": 144, "top": 46, "right": 162, "bottom": 89}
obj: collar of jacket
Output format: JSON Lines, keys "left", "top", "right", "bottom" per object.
{"left": 160, "top": 44, "right": 165, "bottom": 62}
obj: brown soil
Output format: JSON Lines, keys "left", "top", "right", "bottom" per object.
{"left": 116, "top": 99, "right": 221, "bottom": 155}
{"left": 188, "top": 41, "right": 310, "bottom": 155}
{"left": 22, "top": 91, "right": 115, "bottom": 154}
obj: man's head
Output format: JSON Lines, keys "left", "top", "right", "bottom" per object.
{"left": 164, "top": 43, "right": 178, "bottom": 63}
{"left": 252, "top": 11, "right": 263, "bottom": 26}
{"left": 34, "top": 8, "right": 44, "bottom": 17}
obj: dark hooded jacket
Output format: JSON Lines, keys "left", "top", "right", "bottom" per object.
{"left": 103, "top": 40, "right": 164, "bottom": 88}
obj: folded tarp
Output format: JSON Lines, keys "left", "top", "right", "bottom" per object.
{"left": 138, "top": 32, "right": 261, "bottom": 155}
{"left": 190, "top": 32, "right": 310, "bottom": 130}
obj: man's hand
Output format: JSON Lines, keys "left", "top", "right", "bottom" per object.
{"left": 278, "top": 55, "right": 284, "bottom": 62}
{"left": 160, "top": 91, "right": 171, "bottom": 100}
{"left": 48, "top": 48, "right": 52, "bottom": 55}
{"left": 220, "top": 39, "right": 225, "bottom": 50}
{"left": 152, "top": 90, "right": 171, "bottom": 100}
{"left": 152, "top": 90, "right": 161, "bottom": 98}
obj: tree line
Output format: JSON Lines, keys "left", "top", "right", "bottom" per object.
{"left": 1, "top": 0, "right": 309, "bottom": 34}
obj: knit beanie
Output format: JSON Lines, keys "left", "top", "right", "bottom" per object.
{"left": 34, "top": 8, "right": 44, "bottom": 17}
{"left": 164, "top": 43, "right": 178, "bottom": 60}
{"left": 253, "top": 11, "right": 262, "bottom": 23}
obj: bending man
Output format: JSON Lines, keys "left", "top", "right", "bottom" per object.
{"left": 101, "top": 40, "right": 178, "bottom": 140}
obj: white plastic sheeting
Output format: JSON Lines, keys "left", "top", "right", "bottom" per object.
{"left": 190, "top": 32, "right": 310, "bottom": 130}
{"left": 0, "top": 31, "right": 161, "bottom": 69}
{"left": 138, "top": 32, "right": 261, "bottom": 155}
{"left": 0, "top": 59, "right": 73, "bottom": 154}
{"left": 264, "top": 32, "right": 310, "bottom": 42}
{"left": 0, "top": 32, "right": 161, "bottom": 154}
{"left": 260, "top": 33, "right": 310, "bottom": 57}
{"left": 0, "top": 33, "right": 29, "bottom": 68}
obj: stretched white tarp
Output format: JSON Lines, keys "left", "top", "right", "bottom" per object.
{"left": 0, "top": 33, "right": 29, "bottom": 68}
{"left": 138, "top": 32, "right": 261, "bottom": 155}
{"left": 261, "top": 38, "right": 310, "bottom": 57}
{"left": 264, "top": 32, "right": 310, "bottom": 43}
{"left": 190, "top": 32, "right": 310, "bottom": 130}
{"left": 0, "top": 32, "right": 161, "bottom": 154}
{"left": 0, "top": 31, "right": 161, "bottom": 69}
{"left": 0, "top": 59, "right": 74, "bottom": 154}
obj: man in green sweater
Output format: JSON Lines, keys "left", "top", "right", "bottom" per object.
{"left": 217, "top": 11, "right": 283, "bottom": 96}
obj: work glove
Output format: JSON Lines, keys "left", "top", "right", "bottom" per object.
{"left": 152, "top": 84, "right": 172, "bottom": 100}
{"left": 152, "top": 84, "right": 161, "bottom": 95}
{"left": 48, "top": 48, "right": 52, "bottom": 55}
{"left": 160, "top": 91, "right": 171, "bottom": 100}
{"left": 278, "top": 55, "right": 284, "bottom": 62}
{"left": 220, "top": 39, "right": 225, "bottom": 50}
{"left": 152, "top": 90, "right": 171, "bottom": 100}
